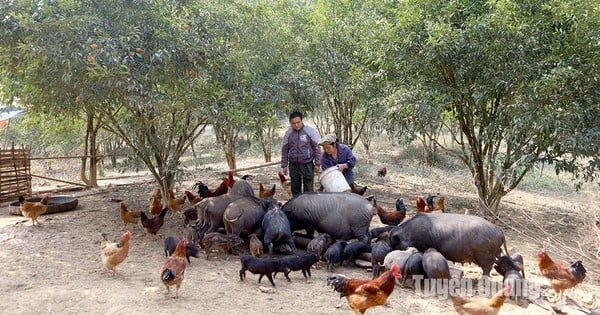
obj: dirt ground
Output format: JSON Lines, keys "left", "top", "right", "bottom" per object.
{"left": 1, "top": 157, "right": 599, "bottom": 315}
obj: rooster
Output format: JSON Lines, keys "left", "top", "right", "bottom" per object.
{"left": 192, "top": 179, "right": 229, "bottom": 199}
{"left": 100, "top": 230, "right": 132, "bottom": 276}
{"left": 161, "top": 238, "right": 188, "bottom": 298}
{"left": 226, "top": 170, "right": 236, "bottom": 188}
{"left": 375, "top": 198, "right": 406, "bottom": 226}
{"left": 259, "top": 183, "right": 276, "bottom": 199}
{"left": 536, "top": 249, "right": 586, "bottom": 303}
{"left": 425, "top": 194, "right": 445, "bottom": 212}
{"left": 278, "top": 171, "right": 292, "bottom": 199}
{"left": 451, "top": 284, "right": 510, "bottom": 315}
{"left": 327, "top": 263, "right": 402, "bottom": 314}
{"left": 377, "top": 166, "right": 387, "bottom": 179}
{"left": 18, "top": 195, "right": 49, "bottom": 226}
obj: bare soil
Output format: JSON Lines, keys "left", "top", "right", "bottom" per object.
{"left": 1, "top": 156, "right": 599, "bottom": 315}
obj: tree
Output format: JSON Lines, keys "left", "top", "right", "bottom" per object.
{"left": 391, "top": 0, "right": 600, "bottom": 218}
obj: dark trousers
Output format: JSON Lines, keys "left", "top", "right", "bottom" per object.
{"left": 289, "top": 162, "right": 315, "bottom": 197}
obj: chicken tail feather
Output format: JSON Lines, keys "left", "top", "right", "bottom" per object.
{"left": 162, "top": 269, "right": 176, "bottom": 282}
{"left": 570, "top": 260, "right": 587, "bottom": 281}
{"left": 326, "top": 275, "right": 348, "bottom": 296}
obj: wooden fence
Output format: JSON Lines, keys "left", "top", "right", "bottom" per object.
{"left": 0, "top": 146, "right": 31, "bottom": 201}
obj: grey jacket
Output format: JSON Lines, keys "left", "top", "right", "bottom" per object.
{"left": 281, "top": 125, "right": 321, "bottom": 168}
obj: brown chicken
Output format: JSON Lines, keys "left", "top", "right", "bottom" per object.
{"left": 259, "top": 183, "right": 276, "bottom": 199}
{"left": 183, "top": 190, "right": 202, "bottom": 205}
{"left": 100, "top": 230, "right": 132, "bottom": 276}
{"left": 278, "top": 171, "right": 292, "bottom": 199}
{"left": 375, "top": 198, "right": 406, "bottom": 226}
{"left": 119, "top": 202, "right": 142, "bottom": 228}
{"left": 537, "top": 249, "right": 587, "bottom": 303}
{"left": 161, "top": 238, "right": 188, "bottom": 297}
{"left": 140, "top": 207, "right": 169, "bottom": 235}
{"left": 451, "top": 284, "right": 510, "bottom": 315}
{"left": 425, "top": 194, "right": 445, "bottom": 212}
{"left": 226, "top": 170, "right": 236, "bottom": 188}
{"left": 350, "top": 183, "right": 368, "bottom": 196}
{"left": 416, "top": 195, "right": 428, "bottom": 213}
{"left": 167, "top": 188, "right": 186, "bottom": 215}
{"left": 377, "top": 166, "right": 387, "bottom": 178}
{"left": 327, "top": 263, "right": 402, "bottom": 314}
{"left": 149, "top": 195, "right": 162, "bottom": 216}
{"left": 18, "top": 195, "right": 49, "bottom": 226}
{"left": 151, "top": 187, "right": 162, "bottom": 201}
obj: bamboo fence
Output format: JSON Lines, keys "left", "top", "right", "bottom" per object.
{"left": 0, "top": 145, "right": 31, "bottom": 201}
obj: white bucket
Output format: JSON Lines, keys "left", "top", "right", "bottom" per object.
{"left": 319, "top": 166, "right": 351, "bottom": 192}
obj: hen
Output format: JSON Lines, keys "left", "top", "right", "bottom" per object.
{"left": 425, "top": 194, "right": 445, "bottom": 212}
{"left": 536, "top": 249, "right": 586, "bottom": 303}
{"left": 149, "top": 195, "right": 162, "bottom": 216}
{"left": 377, "top": 166, "right": 387, "bottom": 179}
{"left": 278, "top": 171, "right": 292, "bottom": 199}
{"left": 140, "top": 207, "right": 168, "bottom": 235}
{"left": 192, "top": 179, "right": 229, "bottom": 199}
{"left": 119, "top": 202, "right": 141, "bottom": 228}
{"left": 18, "top": 194, "right": 49, "bottom": 226}
{"left": 416, "top": 196, "right": 428, "bottom": 213}
{"left": 327, "top": 263, "right": 402, "bottom": 314}
{"left": 161, "top": 238, "right": 188, "bottom": 298}
{"left": 151, "top": 187, "right": 162, "bottom": 201}
{"left": 167, "top": 188, "right": 186, "bottom": 215}
{"left": 100, "top": 230, "right": 132, "bottom": 276}
{"left": 350, "top": 183, "right": 368, "bottom": 196}
{"left": 183, "top": 190, "right": 203, "bottom": 205}
{"left": 259, "top": 183, "right": 276, "bottom": 199}
{"left": 375, "top": 198, "right": 406, "bottom": 226}
{"left": 451, "top": 284, "right": 510, "bottom": 315}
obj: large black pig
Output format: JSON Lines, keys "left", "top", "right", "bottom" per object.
{"left": 281, "top": 192, "right": 375, "bottom": 244}
{"left": 262, "top": 204, "right": 296, "bottom": 257}
{"left": 389, "top": 213, "right": 508, "bottom": 276}
{"left": 223, "top": 197, "right": 280, "bottom": 237}
{"left": 195, "top": 180, "right": 255, "bottom": 238}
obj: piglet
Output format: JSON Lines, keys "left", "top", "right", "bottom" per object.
{"left": 239, "top": 255, "right": 290, "bottom": 287}
{"left": 422, "top": 248, "right": 450, "bottom": 279}
{"left": 325, "top": 240, "right": 347, "bottom": 272}
{"left": 277, "top": 252, "right": 320, "bottom": 279}
{"left": 342, "top": 241, "right": 371, "bottom": 267}
{"left": 371, "top": 238, "right": 392, "bottom": 278}
{"left": 261, "top": 204, "right": 296, "bottom": 257}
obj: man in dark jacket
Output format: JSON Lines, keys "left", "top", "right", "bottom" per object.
{"left": 281, "top": 112, "right": 322, "bottom": 197}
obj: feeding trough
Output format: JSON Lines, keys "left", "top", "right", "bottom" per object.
{"left": 8, "top": 196, "right": 79, "bottom": 216}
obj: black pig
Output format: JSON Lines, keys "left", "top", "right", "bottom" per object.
{"left": 261, "top": 204, "right": 296, "bottom": 257}
{"left": 422, "top": 248, "right": 450, "bottom": 279}
{"left": 277, "top": 252, "right": 320, "bottom": 279}
{"left": 402, "top": 251, "right": 425, "bottom": 288}
{"left": 325, "top": 240, "right": 347, "bottom": 271}
{"left": 239, "top": 255, "right": 290, "bottom": 287}
{"left": 389, "top": 213, "right": 508, "bottom": 276}
{"left": 371, "top": 238, "right": 392, "bottom": 278}
{"left": 342, "top": 241, "right": 371, "bottom": 267}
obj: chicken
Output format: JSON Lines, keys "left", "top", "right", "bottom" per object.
{"left": 536, "top": 249, "right": 587, "bottom": 303}
{"left": 377, "top": 167, "right": 387, "bottom": 178}
{"left": 119, "top": 202, "right": 141, "bottom": 228}
{"left": 167, "top": 188, "right": 186, "bottom": 215}
{"left": 226, "top": 170, "right": 236, "bottom": 188}
{"left": 183, "top": 190, "right": 202, "bottom": 205}
{"left": 425, "top": 194, "right": 445, "bottom": 212}
{"left": 18, "top": 194, "right": 49, "bottom": 226}
{"left": 327, "top": 263, "right": 402, "bottom": 314}
{"left": 140, "top": 207, "right": 169, "bottom": 235}
{"left": 151, "top": 187, "right": 162, "bottom": 201}
{"left": 192, "top": 179, "right": 229, "bottom": 199}
{"left": 350, "top": 183, "right": 368, "bottom": 196}
{"left": 259, "top": 183, "right": 276, "bottom": 199}
{"left": 100, "top": 230, "right": 132, "bottom": 276}
{"left": 375, "top": 198, "right": 406, "bottom": 226}
{"left": 149, "top": 195, "right": 162, "bottom": 216}
{"left": 161, "top": 238, "right": 188, "bottom": 298}
{"left": 451, "top": 284, "right": 510, "bottom": 315}
{"left": 278, "top": 171, "right": 292, "bottom": 199}
{"left": 416, "top": 196, "right": 428, "bottom": 213}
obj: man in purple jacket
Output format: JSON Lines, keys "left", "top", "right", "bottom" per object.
{"left": 281, "top": 112, "right": 322, "bottom": 197}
